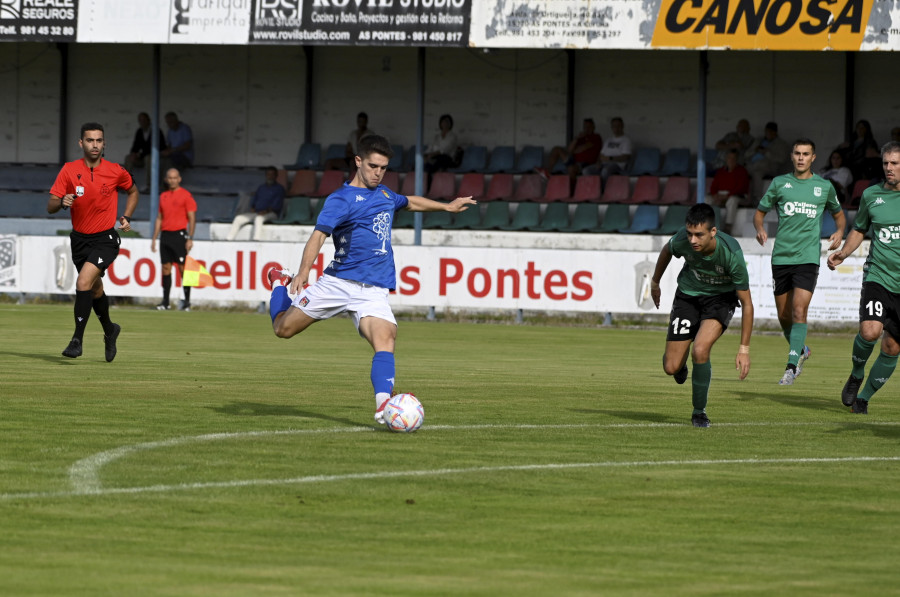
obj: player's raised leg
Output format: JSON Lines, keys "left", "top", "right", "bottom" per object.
{"left": 662, "top": 340, "right": 691, "bottom": 385}
{"left": 267, "top": 267, "right": 318, "bottom": 338}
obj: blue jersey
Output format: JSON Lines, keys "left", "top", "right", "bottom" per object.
{"left": 315, "top": 182, "right": 409, "bottom": 290}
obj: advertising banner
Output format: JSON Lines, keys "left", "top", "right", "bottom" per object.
{"left": 11, "top": 235, "right": 866, "bottom": 322}
{"left": 468, "top": 0, "right": 900, "bottom": 51}
{"left": 0, "top": 0, "right": 77, "bottom": 42}
{"left": 248, "top": 0, "right": 470, "bottom": 46}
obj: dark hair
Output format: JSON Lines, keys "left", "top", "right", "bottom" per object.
{"left": 138, "top": 112, "right": 149, "bottom": 119}
{"left": 611, "top": 116, "right": 624, "bottom": 126}
{"left": 685, "top": 203, "right": 716, "bottom": 229}
{"left": 80, "top": 122, "right": 104, "bottom": 138}
{"left": 165, "top": 111, "right": 178, "bottom": 120}
{"left": 357, "top": 112, "right": 368, "bottom": 120}
{"left": 584, "top": 118, "right": 595, "bottom": 126}
{"left": 439, "top": 114, "right": 453, "bottom": 129}
{"left": 265, "top": 165, "right": 278, "bottom": 175}
{"left": 765, "top": 121, "right": 778, "bottom": 132}
{"left": 793, "top": 138, "right": 816, "bottom": 153}
{"left": 357, "top": 134, "right": 394, "bottom": 160}
{"left": 882, "top": 141, "right": 900, "bottom": 157}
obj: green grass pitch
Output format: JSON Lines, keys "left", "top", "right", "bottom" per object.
{"left": 1, "top": 303, "right": 899, "bottom": 596}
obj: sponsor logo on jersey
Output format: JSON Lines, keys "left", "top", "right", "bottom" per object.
{"left": 783, "top": 201, "right": 818, "bottom": 218}
{"left": 877, "top": 226, "right": 900, "bottom": 244}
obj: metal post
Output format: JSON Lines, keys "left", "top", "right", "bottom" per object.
{"left": 414, "top": 46, "right": 425, "bottom": 246}
{"left": 150, "top": 44, "right": 161, "bottom": 234}
{"left": 696, "top": 51, "right": 708, "bottom": 204}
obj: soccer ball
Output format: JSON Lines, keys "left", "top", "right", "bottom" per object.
{"left": 383, "top": 393, "right": 425, "bottom": 433}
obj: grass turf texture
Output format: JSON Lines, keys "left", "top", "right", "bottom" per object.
{"left": 1, "top": 304, "right": 899, "bottom": 596}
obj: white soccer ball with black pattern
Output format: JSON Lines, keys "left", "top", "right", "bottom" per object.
{"left": 383, "top": 393, "right": 424, "bottom": 433}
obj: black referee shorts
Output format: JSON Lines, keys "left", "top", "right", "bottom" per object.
{"left": 70, "top": 228, "right": 120, "bottom": 275}
{"left": 160, "top": 230, "right": 188, "bottom": 266}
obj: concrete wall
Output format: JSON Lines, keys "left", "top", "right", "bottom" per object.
{"left": 0, "top": 43, "right": 897, "bottom": 166}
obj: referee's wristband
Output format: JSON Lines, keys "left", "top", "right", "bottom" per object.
{"left": 122, "top": 215, "right": 132, "bottom": 223}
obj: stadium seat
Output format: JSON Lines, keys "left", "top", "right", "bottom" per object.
{"left": 652, "top": 176, "right": 692, "bottom": 205}
{"left": 595, "top": 203, "right": 631, "bottom": 233}
{"left": 704, "top": 148, "right": 720, "bottom": 174}
{"left": 514, "top": 145, "right": 544, "bottom": 173}
{"left": 428, "top": 172, "right": 456, "bottom": 200}
{"left": 276, "top": 169, "right": 289, "bottom": 189}
{"left": 388, "top": 145, "right": 406, "bottom": 171}
{"left": 500, "top": 202, "right": 541, "bottom": 231}
{"left": 559, "top": 203, "right": 600, "bottom": 232}
{"left": 285, "top": 142, "right": 321, "bottom": 170}
{"left": 619, "top": 204, "right": 660, "bottom": 234}
{"left": 600, "top": 175, "right": 631, "bottom": 204}
{"left": 627, "top": 176, "right": 660, "bottom": 204}
{"left": 567, "top": 175, "right": 601, "bottom": 203}
{"left": 474, "top": 201, "right": 511, "bottom": 229}
{"left": 194, "top": 195, "right": 239, "bottom": 223}
{"left": 483, "top": 173, "right": 514, "bottom": 202}
{"left": 531, "top": 202, "right": 570, "bottom": 231}
{"left": 457, "top": 173, "right": 486, "bottom": 201}
{"left": 650, "top": 205, "right": 690, "bottom": 235}
{"left": 539, "top": 175, "right": 571, "bottom": 203}
{"left": 513, "top": 174, "right": 543, "bottom": 202}
{"left": 821, "top": 208, "right": 846, "bottom": 238}
{"left": 273, "top": 196, "right": 313, "bottom": 225}
{"left": 286, "top": 169, "right": 317, "bottom": 197}
{"left": 320, "top": 143, "right": 346, "bottom": 169}
{"left": 312, "top": 170, "right": 345, "bottom": 198}
{"left": 847, "top": 179, "right": 869, "bottom": 207}
{"left": 483, "top": 146, "right": 516, "bottom": 173}
{"left": 655, "top": 147, "right": 692, "bottom": 176}
{"left": 450, "top": 145, "right": 487, "bottom": 173}
{"left": 444, "top": 205, "right": 482, "bottom": 229}
{"left": 400, "top": 172, "right": 427, "bottom": 197}
{"left": 393, "top": 208, "right": 415, "bottom": 228}
{"left": 381, "top": 171, "right": 400, "bottom": 192}
{"left": 423, "top": 210, "right": 454, "bottom": 229}
{"left": 628, "top": 147, "right": 661, "bottom": 176}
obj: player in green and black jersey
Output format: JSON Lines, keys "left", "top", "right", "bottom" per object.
{"left": 827, "top": 141, "right": 900, "bottom": 414}
{"left": 753, "top": 138, "right": 845, "bottom": 386}
{"left": 650, "top": 203, "right": 754, "bottom": 428}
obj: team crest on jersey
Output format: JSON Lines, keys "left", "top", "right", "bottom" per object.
{"left": 814, "top": 187, "right": 822, "bottom": 197}
{"left": 101, "top": 183, "right": 113, "bottom": 197}
{"left": 715, "top": 265, "right": 724, "bottom": 274}
{"left": 381, "top": 190, "right": 390, "bottom": 198}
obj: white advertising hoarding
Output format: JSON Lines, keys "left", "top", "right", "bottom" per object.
{"left": 5, "top": 235, "right": 866, "bottom": 322}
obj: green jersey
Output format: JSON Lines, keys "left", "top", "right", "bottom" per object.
{"left": 668, "top": 228, "right": 750, "bottom": 297}
{"left": 854, "top": 184, "right": 900, "bottom": 293}
{"left": 757, "top": 173, "right": 841, "bottom": 266}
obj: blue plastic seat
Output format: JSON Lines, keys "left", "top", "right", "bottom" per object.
{"left": 388, "top": 145, "right": 405, "bottom": 171}
{"left": 628, "top": 147, "right": 661, "bottom": 176}
{"left": 619, "top": 204, "right": 660, "bottom": 234}
{"left": 483, "top": 146, "right": 515, "bottom": 173}
{"left": 450, "top": 146, "right": 487, "bottom": 173}
{"left": 285, "top": 143, "right": 321, "bottom": 170}
{"left": 514, "top": 145, "right": 544, "bottom": 173}
{"left": 655, "top": 148, "right": 691, "bottom": 176}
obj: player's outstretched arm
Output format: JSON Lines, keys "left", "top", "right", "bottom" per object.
{"left": 827, "top": 229, "right": 864, "bottom": 270}
{"left": 291, "top": 229, "right": 328, "bottom": 294}
{"left": 406, "top": 195, "right": 476, "bottom": 213}
{"left": 649, "top": 244, "right": 672, "bottom": 309}
{"left": 734, "top": 288, "right": 753, "bottom": 380}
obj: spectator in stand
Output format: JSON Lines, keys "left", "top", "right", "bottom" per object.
{"left": 707, "top": 149, "right": 750, "bottom": 235}
{"left": 745, "top": 121, "right": 791, "bottom": 201}
{"left": 324, "top": 112, "right": 375, "bottom": 171}
{"left": 160, "top": 112, "right": 194, "bottom": 172}
{"left": 839, "top": 119, "right": 880, "bottom": 182}
{"left": 123, "top": 112, "right": 166, "bottom": 191}
{"left": 424, "top": 114, "right": 459, "bottom": 176}
{"left": 226, "top": 166, "right": 285, "bottom": 241}
{"left": 712, "top": 118, "right": 754, "bottom": 169}
{"left": 585, "top": 116, "right": 632, "bottom": 184}
{"left": 821, "top": 150, "right": 854, "bottom": 204}
{"left": 537, "top": 118, "right": 603, "bottom": 191}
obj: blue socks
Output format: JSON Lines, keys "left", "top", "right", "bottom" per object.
{"left": 371, "top": 351, "right": 395, "bottom": 397}
{"left": 268, "top": 285, "right": 292, "bottom": 323}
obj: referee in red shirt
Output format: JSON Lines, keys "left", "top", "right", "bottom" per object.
{"left": 47, "top": 122, "right": 139, "bottom": 361}
{"left": 151, "top": 168, "right": 197, "bottom": 311}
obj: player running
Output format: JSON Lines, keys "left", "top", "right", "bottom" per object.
{"left": 651, "top": 203, "right": 754, "bottom": 428}
{"left": 753, "top": 138, "right": 845, "bottom": 385}
{"left": 827, "top": 141, "right": 900, "bottom": 414}
{"left": 265, "top": 135, "right": 476, "bottom": 425}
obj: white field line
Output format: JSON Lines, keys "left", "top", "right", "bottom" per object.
{"left": 0, "top": 421, "right": 896, "bottom": 502}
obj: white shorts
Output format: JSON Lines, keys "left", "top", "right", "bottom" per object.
{"left": 291, "top": 273, "right": 397, "bottom": 332}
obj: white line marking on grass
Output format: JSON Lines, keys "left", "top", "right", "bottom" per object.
{"left": 65, "top": 420, "right": 900, "bottom": 494}
{"left": 2, "top": 455, "right": 898, "bottom": 502}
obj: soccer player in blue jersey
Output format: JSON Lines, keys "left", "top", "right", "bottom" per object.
{"left": 266, "top": 135, "right": 476, "bottom": 425}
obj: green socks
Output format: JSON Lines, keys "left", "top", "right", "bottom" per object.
{"left": 858, "top": 352, "right": 898, "bottom": 401}
{"left": 851, "top": 333, "right": 877, "bottom": 378}
{"left": 787, "top": 323, "right": 808, "bottom": 368}
{"left": 691, "top": 361, "right": 711, "bottom": 414}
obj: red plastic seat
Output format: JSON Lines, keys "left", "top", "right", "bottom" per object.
{"left": 513, "top": 174, "right": 543, "bottom": 202}
{"left": 652, "top": 176, "right": 691, "bottom": 205}
{"left": 847, "top": 179, "right": 869, "bottom": 207}
{"left": 600, "top": 175, "right": 631, "bottom": 204}
{"left": 286, "top": 169, "right": 316, "bottom": 197}
{"left": 627, "top": 176, "right": 660, "bottom": 204}
{"left": 484, "top": 173, "right": 514, "bottom": 202}
{"left": 539, "top": 174, "right": 571, "bottom": 203}
{"left": 313, "top": 170, "right": 345, "bottom": 198}
{"left": 568, "top": 175, "right": 601, "bottom": 203}
{"left": 428, "top": 172, "right": 457, "bottom": 200}
{"left": 381, "top": 171, "right": 400, "bottom": 193}
{"left": 457, "top": 173, "right": 486, "bottom": 201}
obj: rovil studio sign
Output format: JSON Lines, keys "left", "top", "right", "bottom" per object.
{"left": 651, "top": 0, "right": 873, "bottom": 50}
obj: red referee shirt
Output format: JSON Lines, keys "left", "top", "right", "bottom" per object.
{"left": 50, "top": 158, "right": 134, "bottom": 234}
{"left": 159, "top": 187, "right": 197, "bottom": 231}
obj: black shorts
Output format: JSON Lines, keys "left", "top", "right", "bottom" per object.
{"left": 666, "top": 289, "right": 738, "bottom": 342}
{"left": 859, "top": 282, "right": 900, "bottom": 340}
{"left": 160, "top": 229, "right": 188, "bottom": 266}
{"left": 772, "top": 263, "right": 819, "bottom": 295}
{"left": 70, "top": 228, "right": 120, "bottom": 275}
